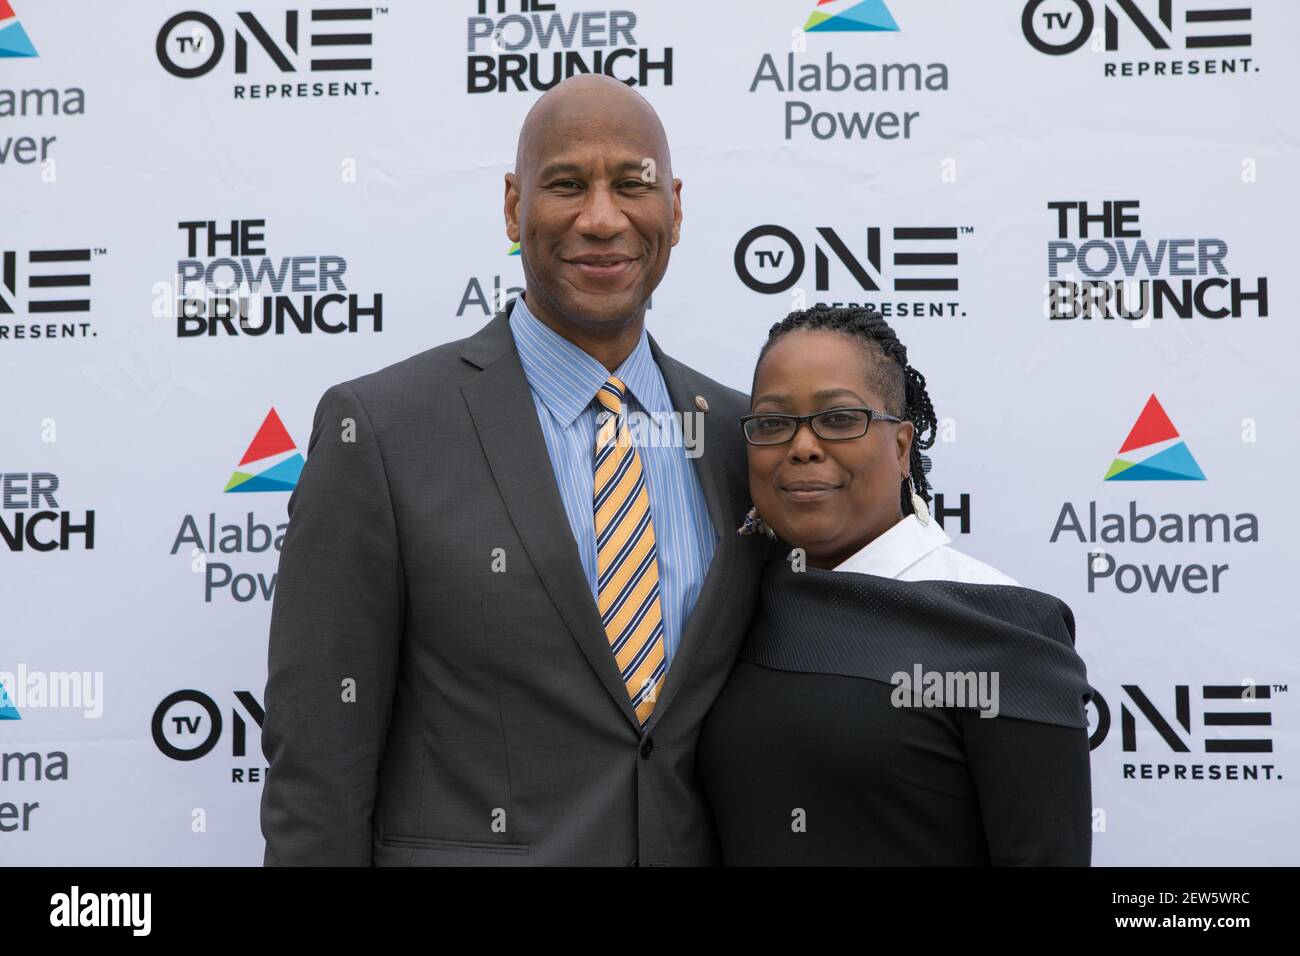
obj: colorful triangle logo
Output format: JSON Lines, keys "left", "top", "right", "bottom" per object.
{"left": 0, "top": 1, "right": 38, "bottom": 58}
{"left": 804, "top": 0, "right": 899, "bottom": 32}
{"left": 507, "top": 241, "right": 521, "bottom": 256}
{"left": 1103, "top": 394, "right": 1206, "bottom": 481}
{"left": 225, "top": 407, "right": 305, "bottom": 493}
{"left": 0, "top": 677, "right": 20, "bottom": 720}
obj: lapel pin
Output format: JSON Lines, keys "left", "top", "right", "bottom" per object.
{"left": 694, "top": 395, "right": 709, "bottom": 413}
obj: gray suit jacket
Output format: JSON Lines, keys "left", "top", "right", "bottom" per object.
{"left": 260, "top": 300, "right": 770, "bottom": 865}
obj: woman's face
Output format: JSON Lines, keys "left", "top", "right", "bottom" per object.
{"left": 747, "top": 329, "right": 915, "bottom": 570}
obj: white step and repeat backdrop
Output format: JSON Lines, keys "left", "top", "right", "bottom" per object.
{"left": 2, "top": 0, "right": 1296, "bottom": 865}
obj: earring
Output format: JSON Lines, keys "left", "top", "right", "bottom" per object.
{"left": 907, "top": 475, "right": 931, "bottom": 526}
{"left": 737, "top": 506, "right": 778, "bottom": 540}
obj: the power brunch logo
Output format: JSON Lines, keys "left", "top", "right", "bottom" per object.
{"left": 169, "top": 408, "right": 297, "bottom": 603}
{"left": 0, "top": 1, "right": 37, "bottom": 57}
{"left": 156, "top": 5, "right": 385, "bottom": 100}
{"left": 1044, "top": 200, "right": 1267, "bottom": 322}
{"left": 1050, "top": 393, "right": 1257, "bottom": 596}
{"left": 1, "top": 472, "right": 95, "bottom": 552}
{"left": 163, "top": 218, "right": 383, "bottom": 337}
{"left": 1021, "top": 0, "right": 1258, "bottom": 79}
{"left": 749, "top": 1, "right": 947, "bottom": 142}
{"left": 467, "top": 0, "right": 673, "bottom": 93}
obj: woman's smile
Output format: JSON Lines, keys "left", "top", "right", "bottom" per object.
{"left": 778, "top": 477, "right": 844, "bottom": 503}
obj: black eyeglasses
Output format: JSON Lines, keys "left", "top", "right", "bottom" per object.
{"left": 739, "top": 406, "right": 903, "bottom": 446}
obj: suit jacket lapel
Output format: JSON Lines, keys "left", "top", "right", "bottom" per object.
{"left": 460, "top": 304, "right": 641, "bottom": 729}
{"left": 642, "top": 336, "right": 749, "bottom": 732}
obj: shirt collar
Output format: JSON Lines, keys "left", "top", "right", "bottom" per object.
{"left": 831, "top": 513, "right": 952, "bottom": 579}
{"left": 508, "top": 293, "right": 671, "bottom": 427}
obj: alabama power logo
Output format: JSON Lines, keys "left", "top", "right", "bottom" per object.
{"left": 1051, "top": 394, "right": 1258, "bottom": 596}
{"left": 0, "top": 1, "right": 36, "bottom": 57}
{"left": 1103, "top": 394, "right": 1205, "bottom": 482}
{"left": 0, "top": 676, "right": 19, "bottom": 719}
{"left": 803, "top": 1, "right": 899, "bottom": 32}
{"left": 224, "top": 407, "right": 305, "bottom": 493}
{"left": 457, "top": 242, "right": 525, "bottom": 318}
{"left": 747, "top": 0, "right": 948, "bottom": 143}
{"left": 1, "top": 3, "right": 90, "bottom": 174}
{"left": 170, "top": 408, "right": 298, "bottom": 603}
{"left": 1, "top": 679, "right": 70, "bottom": 834}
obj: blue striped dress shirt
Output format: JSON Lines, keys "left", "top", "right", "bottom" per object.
{"left": 508, "top": 294, "right": 718, "bottom": 666}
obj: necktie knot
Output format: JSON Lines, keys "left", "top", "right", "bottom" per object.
{"left": 597, "top": 375, "right": 627, "bottom": 416}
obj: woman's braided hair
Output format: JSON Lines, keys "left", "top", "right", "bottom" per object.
{"left": 753, "top": 304, "right": 937, "bottom": 517}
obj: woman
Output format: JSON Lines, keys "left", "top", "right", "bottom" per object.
{"left": 697, "top": 305, "right": 1093, "bottom": 866}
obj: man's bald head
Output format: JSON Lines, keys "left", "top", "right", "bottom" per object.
{"left": 503, "top": 75, "right": 682, "bottom": 353}
{"left": 514, "top": 75, "right": 672, "bottom": 184}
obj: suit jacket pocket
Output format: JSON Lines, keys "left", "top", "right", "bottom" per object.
{"left": 378, "top": 834, "right": 529, "bottom": 855}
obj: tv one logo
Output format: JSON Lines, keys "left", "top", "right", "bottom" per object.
{"left": 155, "top": 8, "right": 378, "bottom": 78}
{"left": 1022, "top": 0, "right": 1253, "bottom": 56}
{"left": 734, "top": 225, "right": 966, "bottom": 295}
{"left": 1, "top": 249, "right": 94, "bottom": 314}
{"left": 1088, "top": 682, "right": 1281, "bottom": 753}
{"left": 1, "top": 248, "right": 103, "bottom": 342}
{"left": 152, "top": 690, "right": 267, "bottom": 783}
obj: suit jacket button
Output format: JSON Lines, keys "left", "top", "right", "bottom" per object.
{"left": 640, "top": 737, "right": 654, "bottom": 758}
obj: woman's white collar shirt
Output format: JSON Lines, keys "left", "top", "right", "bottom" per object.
{"left": 829, "top": 513, "right": 1018, "bottom": 586}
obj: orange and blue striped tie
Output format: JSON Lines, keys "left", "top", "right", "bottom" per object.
{"left": 593, "top": 375, "right": 666, "bottom": 728}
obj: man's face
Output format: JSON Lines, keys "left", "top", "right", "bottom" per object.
{"left": 505, "top": 105, "right": 681, "bottom": 331}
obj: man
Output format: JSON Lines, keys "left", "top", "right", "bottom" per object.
{"left": 260, "top": 75, "right": 770, "bottom": 865}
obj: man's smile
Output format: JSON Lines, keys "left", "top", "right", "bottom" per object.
{"left": 563, "top": 253, "right": 641, "bottom": 283}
